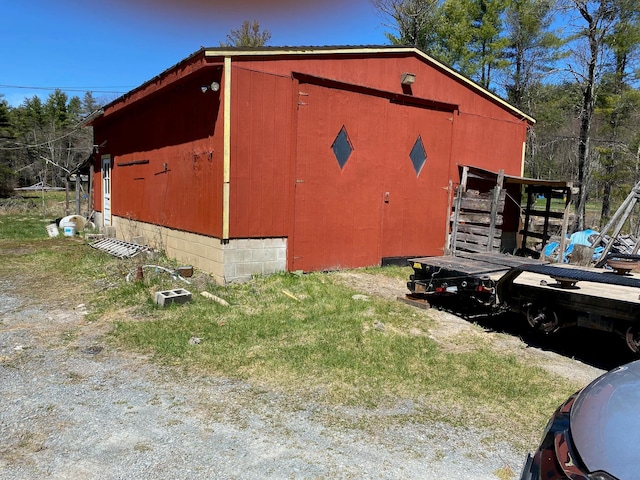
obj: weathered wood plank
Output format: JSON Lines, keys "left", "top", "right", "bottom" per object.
{"left": 459, "top": 196, "right": 506, "bottom": 212}
{"left": 455, "top": 242, "right": 499, "bottom": 253}
{"left": 450, "top": 183, "right": 465, "bottom": 253}
{"left": 454, "top": 235, "right": 501, "bottom": 250}
{"left": 488, "top": 175, "right": 504, "bottom": 250}
{"left": 457, "top": 224, "right": 502, "bottom": 239}
{"left": 455, "top": 212, "right": 504, "bottom": 225}
{"left": 455, "top": 236, "right": 501, "bottom": 250}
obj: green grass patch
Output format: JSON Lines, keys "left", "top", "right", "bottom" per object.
{"left": 0, "top": 214, "right": 52, "bottom": 240}
{"left": 110, "top": 271, "right": 575, "bottom": 447}
{"left": 0, "top": 211, "right": 578, "bottom": 451}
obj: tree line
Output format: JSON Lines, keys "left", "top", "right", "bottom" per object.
{"left": 373, "top": 0, "right": 640, "bottom": 229}
{"left": 0, "top": 91, "right": 99, "bottom": 197}
{"left": 2, "top": 9, "right": 639, "bottom": 229}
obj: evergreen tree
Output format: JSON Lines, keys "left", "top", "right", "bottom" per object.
{"left": 82, "top": 91, "right": 100, "bottom": 116}
{"left": 374, "top": 0, "right": 511, "bottom": 90}
{"left": 0, "top": 97, "right": 14, "bottom": 196}
{"left": 503, "top": 0, "right": 563, "bottom": 110}
{"left": 436, "top": 0, "right": 478, "bottom": 74}
{"left": 8, "top": 90, "right": 90, "bottom": 189}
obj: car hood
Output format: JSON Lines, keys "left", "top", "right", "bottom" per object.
{"left": 570, "top": 360, "right": 640, "bottom": 480}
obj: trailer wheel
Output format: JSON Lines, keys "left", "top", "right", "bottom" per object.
{"left": 625, "top": 326, "right": 640, "bottom": 354}
{"left": 526, "top": 305, "right": 559, "bottom": 334}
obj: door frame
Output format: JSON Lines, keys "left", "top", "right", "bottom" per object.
{"left": 101, "top": 154, "right": 112, "bottom": 227}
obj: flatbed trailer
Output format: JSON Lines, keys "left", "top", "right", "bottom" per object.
{"left": 407, "top": 252, "right": 549, "bottom": 308}
{"left": 406, "top": 253, "right": 640, "bottom": 354}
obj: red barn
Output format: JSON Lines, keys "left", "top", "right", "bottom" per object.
{"left": 88, "top": 46, "right": 534, "bottom": 284}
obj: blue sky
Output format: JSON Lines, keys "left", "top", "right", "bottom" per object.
{"left": 2, "top": 0, "right": 390, "bottom": 107}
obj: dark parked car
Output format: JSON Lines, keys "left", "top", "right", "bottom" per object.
{"left": 520, "top": 360, "right": 640, "bottom": 480}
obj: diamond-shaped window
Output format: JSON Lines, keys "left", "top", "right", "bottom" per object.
{"left": 409, "top": 135, "right": 427, "bottom": 175}
{"left": 331, "top": 126, "right": 353, "bottom": 169}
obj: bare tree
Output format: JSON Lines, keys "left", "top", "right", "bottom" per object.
{"left": 562, "top": 0, "right": 618, "bottom": 230}
{"left": 221, "top": 20, "right": 271, "bottom": 48}
{"left": 371, "top": 0, "right": 441, "bottom": 49}
{"left": 598, "top": 0, "right": 640, "bottom": 224}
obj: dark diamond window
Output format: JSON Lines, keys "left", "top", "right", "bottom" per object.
{"left": 331, "top": 126, "right": 353, "bottom": 169}
{"left": 409, "top": 135, "right": 427, "bottom": 175}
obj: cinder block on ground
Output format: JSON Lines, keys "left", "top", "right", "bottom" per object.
{"left": 155, "top": 289, "right": 192, "bottom": 307}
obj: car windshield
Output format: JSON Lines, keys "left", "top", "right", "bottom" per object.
{"left": 570, "top": 361, "right": 640, "bottom": 480}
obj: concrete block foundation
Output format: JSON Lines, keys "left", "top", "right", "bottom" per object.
{"left": 94, "top": 213, "right": 287, "bottom": 285}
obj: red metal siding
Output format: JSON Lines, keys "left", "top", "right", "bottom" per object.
{"left": 92, "top": 50, "right": 530, "bottom": 274}
{"left": 228, "top": 67, "right": 292, "bottom": 238}
{"left": 292, "top": 82, "right": 454, "bottom": 272}
{"left": 293, "top": 84, "right": 383, "bottom": 270}
{"left": 452, "top": 114, "right": 526, "bottom": 174}
{"left": 93, "top": 74, "right": 225, "bottom": 237}
{"left": 233, "top": 55, "right": 528, "bottom": 179}
{"left": 236, "top": 55, "right": 520, "bottom": 119}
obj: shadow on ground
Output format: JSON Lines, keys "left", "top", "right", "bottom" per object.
{"left": 427, "top": 296, "right": 637, "bottom": 372}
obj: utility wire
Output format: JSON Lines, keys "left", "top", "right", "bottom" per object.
{"left": 0, "top": 84, "right": 130, "bottom": 94}
{"left": 0, "top": 125, "right": 87, "bottom": 151}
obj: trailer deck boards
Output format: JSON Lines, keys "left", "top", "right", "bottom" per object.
{"left": 409, "top": 252, "right": 549, "bottom": 283}
{"left": 409, "top": 255, "right": 513, "bottom": 277}
{"left": 407, "top": 253, "right": 640, "bottom": 301}
{"left": 509, "top": 265, "right": 640, "bottom": 306}
{"left": 455, "top": 252, "right": 550, "bottom": 268}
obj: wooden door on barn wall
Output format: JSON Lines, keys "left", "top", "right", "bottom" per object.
{"left": 292, "top": 83, "right": 454, "bottom": 272}
{"left": 292, "top": 83, "right": 385, "bottom": 272}
{"left": 378, "top": 102, "right": 454, "bottom": 259}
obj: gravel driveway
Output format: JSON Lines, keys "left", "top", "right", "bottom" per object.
{"left": 0, "top": 275, "right": 596, "bottom": 480}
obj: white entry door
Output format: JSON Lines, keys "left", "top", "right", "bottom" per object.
{"left": 102, "top": 155, "right": 112, "bottom": 227}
